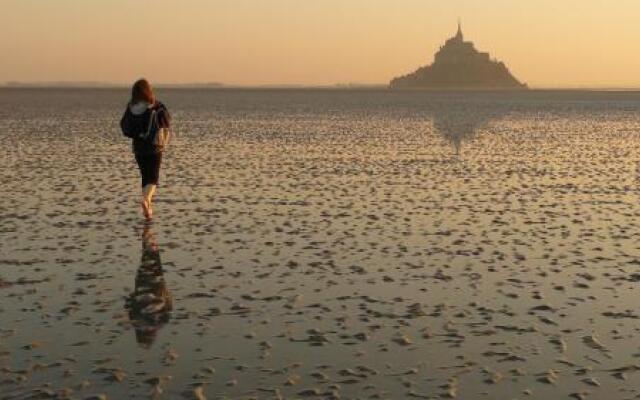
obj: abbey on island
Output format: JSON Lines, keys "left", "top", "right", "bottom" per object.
{"left": 390, "top": 22, "right": 527, "bottom": 89}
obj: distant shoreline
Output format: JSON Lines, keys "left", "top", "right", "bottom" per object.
{"left": 0, "top": 82, "right": 387, "bottom": 90}
{"left": 2, "top": 83, "right": 640, "bottom": 92}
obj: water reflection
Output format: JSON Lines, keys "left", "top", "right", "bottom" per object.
{"left": 125, "top": 223, "right": 173, "bottom": 348}
{"left": 432, "top": 103, "right": 504, "bottom": 155}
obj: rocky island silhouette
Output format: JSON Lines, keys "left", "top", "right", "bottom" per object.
{"left": 391, "top": 22, "right": 527, "bottom": 89}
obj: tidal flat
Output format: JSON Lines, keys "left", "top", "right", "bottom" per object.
{"left": 2, "top": 88, "right": 640, "bottom": 399}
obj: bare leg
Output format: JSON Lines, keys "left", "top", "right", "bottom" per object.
{"left": 141, "top": 196, "right": 150, "bottom": 220}
{"left": 142, "top": 184, "right": 157, "bottom": 220}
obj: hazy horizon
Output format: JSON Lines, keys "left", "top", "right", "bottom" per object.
{"left": 5, "top": 81, "right": 640, "bottom": 90}
{"left": 2, "top": 0, "right": 639, "bottom": 88}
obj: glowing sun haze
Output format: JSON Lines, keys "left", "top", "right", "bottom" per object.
{"left": 1, "top": 0, "right": 639, "bottom": 88}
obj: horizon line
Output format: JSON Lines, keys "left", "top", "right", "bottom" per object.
{"left": 3, "top": 81, "right": 640, "bottom": 91}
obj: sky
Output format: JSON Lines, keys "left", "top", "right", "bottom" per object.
{"left": 1, "top": 0, "right": 639, "bottom": 88}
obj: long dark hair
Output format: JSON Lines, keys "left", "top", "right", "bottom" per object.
{"left": 131, "top": 79, "right": 156, "bottom": 105}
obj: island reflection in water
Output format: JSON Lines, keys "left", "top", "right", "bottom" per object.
{"left": 432, "top": 101, "right": 505, "bottom": 155}
{"left": 125, "top": 223, "right": 173, "bottom": 348}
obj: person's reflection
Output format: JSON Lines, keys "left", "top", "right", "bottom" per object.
{"left": 432, "top": 103, "right": 502, "bottom": 155}
{"left": 125, "top": 223, "right": 173, "bottom": 348}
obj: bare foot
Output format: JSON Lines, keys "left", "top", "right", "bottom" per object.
{"left": 141, "top": 200, "right": 151, "bottom": 220}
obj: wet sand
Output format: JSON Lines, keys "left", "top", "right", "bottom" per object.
{"left": 2, "top": 89, "right": 640, "bottom": 399}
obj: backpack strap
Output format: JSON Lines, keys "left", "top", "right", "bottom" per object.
{"left": 142, "top": 109, "right": 157, "bottom": 140}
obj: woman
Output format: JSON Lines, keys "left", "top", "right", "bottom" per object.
{"left": 120, "top": 79, "right": 171, "bottom": 220}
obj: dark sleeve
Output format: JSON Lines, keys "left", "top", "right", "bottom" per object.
{"left": 120, "top": 108, "right": 136, "bottom": 138}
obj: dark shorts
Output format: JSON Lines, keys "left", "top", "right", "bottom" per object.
{"left": 135, "top": 152, "right": 162, "bottom": 187}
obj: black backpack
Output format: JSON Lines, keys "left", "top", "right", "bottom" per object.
{"left": 120, "top": 106, "right": 156, "bottom": 140}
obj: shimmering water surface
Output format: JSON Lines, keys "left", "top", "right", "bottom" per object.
{"left": 2, "top": 88, "right": 640, "bottom": 399}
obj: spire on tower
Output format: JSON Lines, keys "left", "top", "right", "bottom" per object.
{"left": 456, "top": 18, "right": 463, "bottom": 41}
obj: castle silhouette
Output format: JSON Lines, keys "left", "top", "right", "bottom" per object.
{"left": 390, "top": 21, "right": 527, "bottom": 89}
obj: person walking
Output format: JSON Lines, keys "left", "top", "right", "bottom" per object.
{"left": 120, "top": 79, "right": 171, "bottom": 220}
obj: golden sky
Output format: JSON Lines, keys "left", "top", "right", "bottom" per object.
{"left": 1, "top": 0, "right": 639, "bottom": 87}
